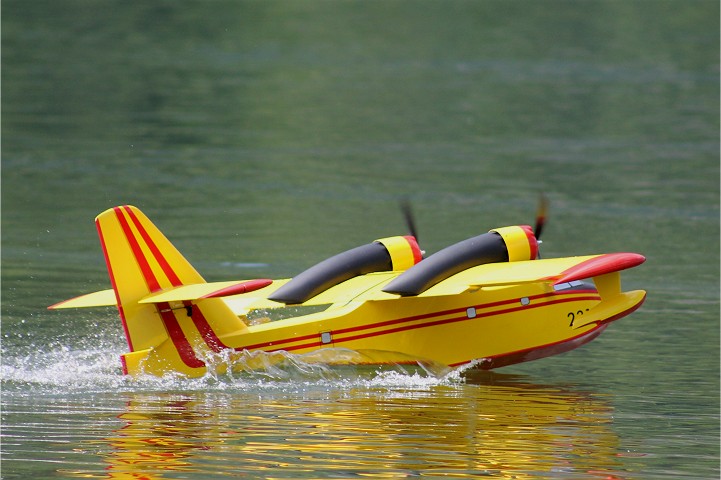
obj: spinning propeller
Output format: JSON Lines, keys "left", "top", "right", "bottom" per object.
{"left": 400, "top": 198, "right": 419, "bottom": 242}
{"left": 399, "top": 194, "right": 549, "bottom": 260}
{"left": 400, "top": 198, "right": 425, "bottom": 257}
{"left": 534, "top": 193, "right": 549, "bottom": 241}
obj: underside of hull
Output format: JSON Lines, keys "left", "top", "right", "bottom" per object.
{"left": 472, "top": 324, "right": 608, "bottom": 370}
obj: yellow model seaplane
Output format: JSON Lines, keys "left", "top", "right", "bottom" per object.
{"left": 49, "top": 202, "right": 646, "bottom": 378}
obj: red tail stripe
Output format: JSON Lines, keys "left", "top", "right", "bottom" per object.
{"left": 159, "top": 304, "right": 206, "bottom": 368}
{"left": 114, "top": 207, "right": 161, "bottom": 292}
{"left": 122, "top": 211, "right": 268, "bottom": 354}
{"left": 113, "top": 206, "right": 204, "bottom": 369}
{"left": 122, "top": 205, "right": 184, "bottom": 287}
{"left": 191, "top": 305, "right": 229, "bottom": 352}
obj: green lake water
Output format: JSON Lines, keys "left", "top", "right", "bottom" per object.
{"left": 2, "top": 1, "right": 719, "bottom": 478}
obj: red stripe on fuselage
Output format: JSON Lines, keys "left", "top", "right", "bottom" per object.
{"left": 235, "top": 290, "right": 601, "bottom": 353}
{"left": 327, "top": 295, "right": 601, "bottom": 347}
{"left": 334, "top": 291, "right": 600, "bottom": 339}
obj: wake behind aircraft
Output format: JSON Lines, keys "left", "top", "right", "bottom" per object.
{"left": 49, "top": 200, "right": 646, "bottom": 378}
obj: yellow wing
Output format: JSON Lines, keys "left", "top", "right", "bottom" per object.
{"left": 344, "top": 253, "right": 645, "bottom": 300}
{"left": 419, "top": 256, "right": 601, "bottom": 296}
{"left": 420, "top": 253, "right": 644, "bottom": 297}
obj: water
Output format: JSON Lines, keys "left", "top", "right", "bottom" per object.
{"left": 2, "top": 0, "right": 719, "bottom": 478}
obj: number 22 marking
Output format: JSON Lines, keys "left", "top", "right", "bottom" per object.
{"left": 568, "top": 310, "right": 585, "bottom": 327}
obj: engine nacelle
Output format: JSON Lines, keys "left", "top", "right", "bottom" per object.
{"left": 382, "top": 225, "right": 538, "bottom": 296}
{"left": 490, "top": 225, "right": 538, "bottom": 262}
{"left": 268, "top": 235, "right": 422, "bottom": 304}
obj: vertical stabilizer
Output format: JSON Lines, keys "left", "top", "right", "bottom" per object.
{"left": 96, "top": 206, "right": 248, "bottom": 376}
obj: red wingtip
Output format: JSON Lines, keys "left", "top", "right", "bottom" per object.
{"left": 554, "top": 253, "right": 645, "bottom": 285}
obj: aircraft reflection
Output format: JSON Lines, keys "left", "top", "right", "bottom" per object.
{"left": 67, "top": 373, "right": 627, "bottom": 479}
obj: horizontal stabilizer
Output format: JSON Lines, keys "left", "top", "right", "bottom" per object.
{"left": 138, "top": 279, "right": 273, "bottom": 303}
{"left": 138, "top": 279, "right": 273, "bottom": 304}
{"left": 48, "top": 289, "right": 117, "bottom": 309}
{"left": 48, "top": 280, "right": 274, "bottom": 310}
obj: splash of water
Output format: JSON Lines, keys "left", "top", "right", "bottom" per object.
{"left": 1, "top": 338, "right": 473, "bottom": 397}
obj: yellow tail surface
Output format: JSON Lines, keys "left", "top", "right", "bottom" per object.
{"left": 96, "top": 206, "right": 248, "bottom": 376}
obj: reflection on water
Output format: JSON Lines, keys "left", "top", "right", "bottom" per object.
{"left": 47, "top": 372, "right": 623, "bottom": 479}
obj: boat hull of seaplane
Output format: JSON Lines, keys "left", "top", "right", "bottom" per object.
{"left": 49, "top": 205, "right": 646, "bottom": 378}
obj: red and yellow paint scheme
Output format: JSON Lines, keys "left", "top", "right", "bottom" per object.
{"left": 49, "top": 205, "right": 646, "bottom": 378}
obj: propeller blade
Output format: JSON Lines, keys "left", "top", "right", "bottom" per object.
{"left": 534, "top": 194, "right": 549, "bottom": 240}
{"left": 400, "top": 199, "right": 419, "bottom": 241}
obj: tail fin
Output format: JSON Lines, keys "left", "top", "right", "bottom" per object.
{"left": 96, "top": 206, "right": 249, "bottom": 376}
